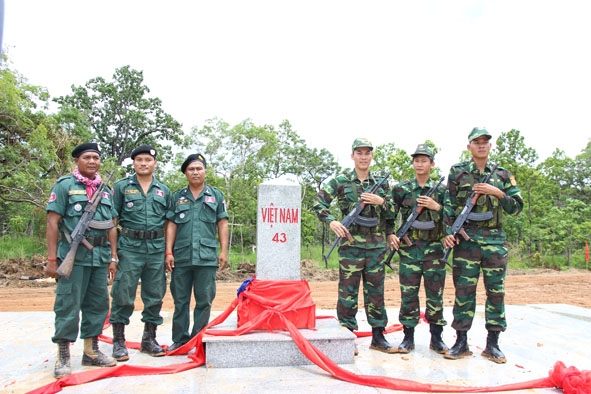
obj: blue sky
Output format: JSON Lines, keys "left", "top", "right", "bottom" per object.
{"left": 3, "top": 0, "right": 591, "bottom": 174}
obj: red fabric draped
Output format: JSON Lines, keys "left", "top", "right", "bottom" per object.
{"left": 27, "top": 279, "right": 591, "bottom": 394}
{"left": 237, "top": 279, "right": 316, "bottom": 329}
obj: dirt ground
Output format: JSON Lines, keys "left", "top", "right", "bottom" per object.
{"left": 1, "top": 257, "right": 590, "bottom": 312}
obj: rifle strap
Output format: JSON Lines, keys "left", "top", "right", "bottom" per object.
{"left": 88, "top": 219, "right": 116, "bottom": 230}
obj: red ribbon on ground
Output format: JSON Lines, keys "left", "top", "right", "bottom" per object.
{"left": 27, "top": 279, "right": 591, "bottom": 394}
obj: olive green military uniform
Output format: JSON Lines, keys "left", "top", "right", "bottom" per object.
{"left": 110, "top": 175, "right": 170, "bottom": 325}
{"left": 46, "top": 175, "right": 117, "bottom": 343}
{"left": 167, "top": 185, "right": 229, "bottom": 344}
{"left": 392, "top": 177, "right": 451, "bottom": 327}
{"left": 313, "top": 170, "right": 395, "bottom": 331}
{"left": 444, "top": 161, "right": 523, "bottom": 332}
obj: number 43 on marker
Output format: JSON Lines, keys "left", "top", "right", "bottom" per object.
{"left": 272, "top": 233, "right": 287, "bottom": 243}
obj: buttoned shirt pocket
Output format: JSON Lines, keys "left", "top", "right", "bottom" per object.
{"left": 67, "top": 193, "right": 88, "bottom": 218}
{"left": 200, "top": 202, "right": 217, "bottom": 224}
{"left": 122, "top": 192, "right": 145, "bottom": 214}
{"left": 152, "top": 192, "right": 168, "bottom": 216}
{"left": 172, "top": 203, "right": 192, "bottom": 224}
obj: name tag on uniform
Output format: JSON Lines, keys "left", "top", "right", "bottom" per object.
{"left": 68, "top": 190, "right": 87, "bottom": 195}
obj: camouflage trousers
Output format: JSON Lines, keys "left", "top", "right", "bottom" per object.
{"left": 398, "top": 257, "right": 447, "bottom": 327}
{"left": 337, "top": 244, "right": 388, "bottom": 330}
{"left": 450, "top": 239, "right": 508, "bottom": 332}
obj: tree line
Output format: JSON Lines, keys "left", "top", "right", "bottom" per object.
{"left": 1, "top": 59, "right": 590, "bottom": 268}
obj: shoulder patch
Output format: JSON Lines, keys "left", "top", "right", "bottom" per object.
{"left": 510, "top": 175, "right": 517, "bottom": 186}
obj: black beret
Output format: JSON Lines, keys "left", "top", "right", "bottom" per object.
{"left": 180, "top": 153, "right": 207, "bottom": 173}
{"left": 131, "top": 145, "right": 157, "bottom": 160}
{"left": 72, "top": 142, "right": 100, "bottom": 158}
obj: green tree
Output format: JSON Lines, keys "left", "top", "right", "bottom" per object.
{"left": 0, "top": 62, "right": 73, "bottom": 237}
{"left": 54, "top": 65, "right": 187, "bottom": 166}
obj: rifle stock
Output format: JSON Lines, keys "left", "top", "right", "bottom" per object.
{"left": 323, "top": 173, "right": 390, "bottom": 267}
{"left": 383, "top": 176, "right": 445, "bottom": 270}
{"left": 56, "top": 171, "right": 114, "bottom": 279}
{"left": 441, "top": 164, "right": 498, "bottom": 265}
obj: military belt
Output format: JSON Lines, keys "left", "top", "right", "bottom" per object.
{"left": 59, "top": 233, "right": 107, "bottom": 246}
{"left": 121, "top": 227, "right": 165, "bottom": 240}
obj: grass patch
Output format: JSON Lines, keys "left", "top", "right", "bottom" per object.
{"left": 0, "top": 236, "right": 46, "bottom": 260}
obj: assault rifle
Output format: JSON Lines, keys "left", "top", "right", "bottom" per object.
{"left": 441, "top": 164, "right": 498, "bottom": 265}
{"left": 56, "top": 171, "right": 115, "bottom": 279}
{"left": 323, "top": 173, "right": 390, "bottom": 268}
{"left": 383, "top": 176, "right": 445, "bottom": 270}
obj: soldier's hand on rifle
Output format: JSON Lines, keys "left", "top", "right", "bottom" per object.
{"left": 473, "top": 183, "right": 504, "bottom": 199}
{"left": 417, "top": 195, "right": 441, "bottom": 211}
{"left": 361, "top": 192, "right": 386, "bottom": 206}
{"left": 45, "top": 259, "right": 59, "bottom": 279}
{"left": 387, "top": 234, "right": 400, "bottom": 251}
{"left": 329, "top": 220, "right": 354, "bottom": 243}
{"left": 443, "top": 234, "right": 458, "bottom": 249}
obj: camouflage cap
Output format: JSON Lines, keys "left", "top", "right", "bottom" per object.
{"left": 468, "top": 127, "right": 492, "bottom": 142}
{"left": 352, "top": 138, "right": 373, "bottom": 151}
{"left": 410, "top": 143, "right": 434, "bottom": 159}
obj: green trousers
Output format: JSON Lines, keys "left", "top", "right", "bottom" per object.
{"left": 52, "top": 264, "right": 109, "bottom": 343}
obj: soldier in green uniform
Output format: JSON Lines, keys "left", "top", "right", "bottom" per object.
{"left": 109, "top": 145, "right": 170, "bottom": 361}
{"left": 165, "top": 153, "right": 229, "bottom": 352}
{"left": 390, "top": 144, "right": 451, "bottom": 354}
{"left": 45, "top": 142, "right": 117, "bottom": 378}
{"left": 313, "top": 138, "right": 397, "bottom": 354}
{"left": 443, "top": 127, "right": 523, "bottom": 364}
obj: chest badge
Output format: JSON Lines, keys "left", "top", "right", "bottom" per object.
{"left": 74, "top": 203, "right": 82, "bottom": 212}
{"left": 179, "top": 213, "right": 185, "bottom": 219}
{"left": 127, "top": 202, "right": 134, "bottom": 208}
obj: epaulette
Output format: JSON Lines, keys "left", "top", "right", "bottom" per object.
{"left": 55, "top": 175, "right": 73, "bottom": 184}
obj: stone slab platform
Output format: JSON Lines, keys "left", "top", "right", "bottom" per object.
{"left": 2, "top": 304, "right": 590, "bottom": 393}
{"left": 203, "top": 315, "right": 356, "bottom": 368}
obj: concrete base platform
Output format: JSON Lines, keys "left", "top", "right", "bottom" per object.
{"left": 2, "top": 304, "right": 590, "bottom": 393}
{"left": 203, "top": 315, "right": 356, "bottom": 367}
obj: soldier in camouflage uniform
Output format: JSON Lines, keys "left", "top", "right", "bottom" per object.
{"left": 390, "top": 144, "right": 451, "bottom": 354}
{"left": 443, "top": 127, "right": 523, "bottom": 364}
{"left": 313, "top": 138, "right": 397, "bottom": 354}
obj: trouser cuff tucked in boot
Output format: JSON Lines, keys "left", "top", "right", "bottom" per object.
{"left": 54, "top": 340, "right": 72, "bottom": 379}
{"left": 369, "top": 327, "right": 398, "bottom": 354}
{"left": 111, "top": 323, "right": 129, "bottom": 362}
{"left": 82, "top": 337, "right": 117, "bottom": 367}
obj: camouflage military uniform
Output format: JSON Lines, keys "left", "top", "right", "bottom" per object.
{"left": 444, "top": 161, "right": 523, "bottom": 332}
{"left": 392, "top": 177, "right": 452, "bottom": 327}
{"left": 313, "top": 169, "right": 395, "bottom": 330}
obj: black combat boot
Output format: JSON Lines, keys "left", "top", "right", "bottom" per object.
{"left": 429, "top": 324, "right": 449, "bottom": 354}
{"left": 54, "top": 340, "right": 71, "bottom": 378}
{"left": 111, "top": 323, "right": 129, "bottom": 362}
{"left": 482, "top": 330, "right": 507, "bottom": 364}
{"left": 444, "top": 330, "right": 472, "bottom": 360}
{"left": 369, "top": 327, "right": 397, "bottom": 354}
{"left": 397, "top": 326, "right": 415, "bottom": 353}
{"left": 82, "top": 336, "right": 117, "bottom": 367}
{"left": 141, "top": 322, "right": 165, "bottom": 357}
